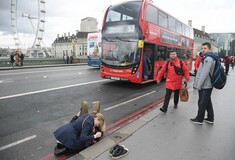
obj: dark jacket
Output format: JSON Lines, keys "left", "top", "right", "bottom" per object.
{"left": 54, "top": 113, "right": 95, "bottom": 151}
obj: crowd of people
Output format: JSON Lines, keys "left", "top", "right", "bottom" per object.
{"left": 44, "top": 42, "right": 232, "bottom": 157}
{"left": 10, "top": 49, "right": 24, "bottom": 67}
{"left": 63, "top": 53, "right": 74, "bottom": 64}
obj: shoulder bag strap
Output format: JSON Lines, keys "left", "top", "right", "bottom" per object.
{"left": 82, "top": 115, "right": 90, "bottom": 128}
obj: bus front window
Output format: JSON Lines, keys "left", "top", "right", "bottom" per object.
{"left": 102, "top": 40, "right": 140, "bottom": 67}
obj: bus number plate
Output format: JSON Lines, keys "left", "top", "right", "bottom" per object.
{"left": 111, "top": 77, "right": 120, "bottom": 80}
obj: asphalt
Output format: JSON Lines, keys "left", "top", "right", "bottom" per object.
{"left": 69, "top": 68, "right": 235, "bottom": 160}
{"left": 2, "top": 64, "right": 235, "bottom": 160}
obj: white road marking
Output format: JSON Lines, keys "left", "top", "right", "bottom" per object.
{"left": 0, "top": 79, "right": 14, "bottom": 83}
{"left": 104, "top": 91, "right": 156, "bottom": 111}
{"left": 0, "top": 135, "right": 37, "bottom": 151}
{"left": 0, "top": 79, "right": 109, "bottom": 100}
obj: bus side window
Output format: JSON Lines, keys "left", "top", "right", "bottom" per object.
{"left": 157, "top": 46, "right": 167, "bottom": 60}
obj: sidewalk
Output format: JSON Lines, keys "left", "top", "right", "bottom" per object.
{"left": 0, "top": 63, "right": 87, "bottom": 70}
{"left": 71, "top": 70, "right": 235, "bottom": 160}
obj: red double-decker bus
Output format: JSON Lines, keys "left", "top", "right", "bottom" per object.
{"left": 100, "top": 0, "right": 194, "bottom": 84}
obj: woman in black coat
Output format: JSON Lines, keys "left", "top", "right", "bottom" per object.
{"left": 54, "top": 112, "right": 105, "bottom": 153}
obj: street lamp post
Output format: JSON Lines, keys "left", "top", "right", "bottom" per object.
{"left": 71, "top": 35, "right": 77, "bottom": 57}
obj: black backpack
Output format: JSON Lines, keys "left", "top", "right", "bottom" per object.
{"left": 166, "top": 59, "right": 183, "bottom": 75}
{"left": 205, "top": 53, "right": 226, "bottom": 90}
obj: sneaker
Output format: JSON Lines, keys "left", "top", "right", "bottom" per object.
{"left": 80, "top": 101, "right": 88, "bottom": 116}
{"left": 160, "top": 107, "right": 167, "bottom": 113}
{"left": 54, "top": 145, "right": 67, "bottom": 156}
{"left": 190, "top": 118, "right": 203, "bottom": 125}
{"left": 91, "top": 101, "right": 100, "bottom": 116}
{"left": 144, "top": 76, "right": 148, "bottom": 80}
{"left": 204, "top": 118, "right": 214, "bottom": 124}
{"left": 111, "top": 145, "right": 129, "bottom": 159}
{"left": 174, "top": 105, "right": 178, "bottom": 109}
{"left": 109, "top": 144, "right": 125, "bottom": 156}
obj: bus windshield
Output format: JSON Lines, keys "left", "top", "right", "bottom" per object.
{"left": 105, "top": 1, "right": 142, "bottom": 23}
{"left": 101, "top": 38, "right": 140, "bottom": 67}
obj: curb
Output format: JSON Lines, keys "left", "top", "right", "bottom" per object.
{"left": 0, "top": 63, "right": 87, "bottom": 70}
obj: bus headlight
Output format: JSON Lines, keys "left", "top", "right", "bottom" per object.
{"left": 131, "top": 65, "right": 139, "bottom": 74}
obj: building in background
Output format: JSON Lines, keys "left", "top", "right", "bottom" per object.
{"left": 80, "top": 17, "right": 98, "bottom": 32}
{"left": 187, "top": 20, "right": 219, "bottom": 59}
{"left": 51, "top": 17, "right": 98, "bottom": 58}
{"left": 209, "top": 33, "right": 235, "bottom": 57}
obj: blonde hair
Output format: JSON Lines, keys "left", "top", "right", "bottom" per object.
{"left": 95, "top": 113, "right": 106, "bottom": 132}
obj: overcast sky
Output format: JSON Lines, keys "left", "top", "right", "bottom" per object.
{"left": 0, "top": 0, "right": 235, "bottom": 48}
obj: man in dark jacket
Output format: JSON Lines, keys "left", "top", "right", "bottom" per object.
{"left": 224, "top": 56, "right": 231, "bottom": 75}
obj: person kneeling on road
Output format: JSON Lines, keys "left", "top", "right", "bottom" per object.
{"left": 53, "top": 110, "right": 106, "bottom": 156}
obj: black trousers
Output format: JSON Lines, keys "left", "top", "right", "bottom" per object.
{"left": 196, "top": 88, "right": 214, "bottom": 122}
{"left": 162, "top": 88, "right": 179, "bottom": 110}
{"left": 225, "top": 64, "right": 229, "bottom": 74}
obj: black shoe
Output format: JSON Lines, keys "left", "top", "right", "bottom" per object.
{"left": 54, "top": 146, "right": 67, "bottom": 156}
{"left": 204, "top": 118, "right": 214, "bottom": 124}
{"left": 174, "top": 105, "right": 178, "bottom": 109}
{"left": 190, "top": 118, "right": 203, "bottom": 125}
{"left": 111, "top": 145, "right": 129, "bottom": 159}
{"left": 160, "top": 107, "right": 167, "bottom": 113}
{"left": 109, "top": 144, "right": 122, "bottom": 156}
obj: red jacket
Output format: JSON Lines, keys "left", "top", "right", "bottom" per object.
{"left": 224, "top": 57, "right": 231, "bottom": 65}
{"left": 194, "top": 56, "right": 201, "bottom": 72}
{"left": 157, "top": 58, "right": 190, "bottom": 90}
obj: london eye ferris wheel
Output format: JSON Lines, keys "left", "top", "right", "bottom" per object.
{"left": 10, "top": 0, "right": 46, "bottom": 56}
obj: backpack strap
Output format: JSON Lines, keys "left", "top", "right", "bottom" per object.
{"left": 166, "top": 59, "right": 183, "bottom": 72}
{"left": 82, "top": 115, "right": 90, "bottom": 128}
{"left": 165, "top": 60, "right": 170, "bottom": 73}
{"left": 180, "top": 59, "right": 184, "bottom": 76}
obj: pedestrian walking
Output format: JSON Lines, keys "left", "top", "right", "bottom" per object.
{"left": 224, "top": 56, "right": 231, "bottom": 75}
{"left": 10, "top": 52, "right": 15, "bottom": 67}
{"left": 194, "top": 52, "right": 203, "bottom": 74}
{"left": 20, "top": 53, "right": 24, "bottom": 66}
{"left": 231, "top": 56, "right": 235, "bottom": 70}
{"left": 191, "top": 42, "right": 216, "bottom": 125}
{"left": 70, "top": 55, "right": 74, "bottom": 64}
{"left": 66, "top": 53, "right": 69, "bottom": 64}
{"left": 157, "top": 51, "right": 190, "bottom": 113}
{"left": 14, "top": 50, "right": 20, "bottom": 66}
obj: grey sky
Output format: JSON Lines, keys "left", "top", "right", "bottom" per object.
{"left": 0, "top": 0, "right": 235, "bottom": 48}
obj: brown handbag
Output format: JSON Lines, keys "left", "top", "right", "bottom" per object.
{"left": 179, "top": 82, "right": 189, "bottom": 102}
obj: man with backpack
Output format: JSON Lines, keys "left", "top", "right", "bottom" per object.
{"left": 157, "top": 51, "right": 190, "bottom": 113}
{"left": 191, "top": 42, "right": 217, "bottom": 125}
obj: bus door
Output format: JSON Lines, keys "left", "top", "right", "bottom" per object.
{"left": 143, "top": 43, "right": 154, "bottom": 81}
{"left": 154, "top": 45, "right": 167, "bottom": 80}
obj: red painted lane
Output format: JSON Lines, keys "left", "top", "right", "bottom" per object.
{"left": 105, "top": 98, "right": 164, "bottom": 135}
{"left": 40, "top": 98, "right": 164, "bottom": 160}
